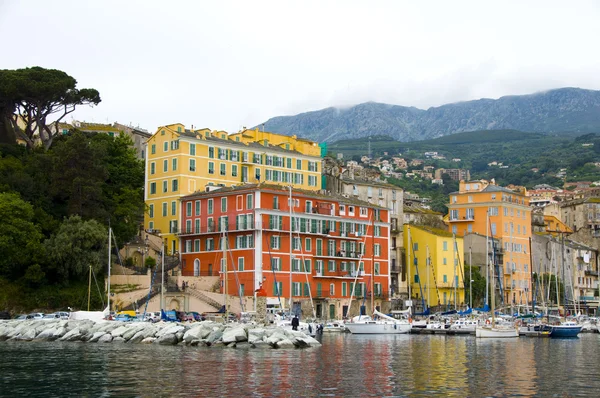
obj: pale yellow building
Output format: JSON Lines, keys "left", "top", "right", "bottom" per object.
{"left": 144, "top": 124, "right": 323, "bottom": 254}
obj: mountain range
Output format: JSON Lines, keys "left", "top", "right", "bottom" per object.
{"left": 259, "top": 88, "right": 600, "bottom": 143}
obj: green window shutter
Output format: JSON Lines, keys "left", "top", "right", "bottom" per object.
{"left": 303, "top": 283, "right": 309, "bottom": 297}
{"left": 279, "top": 216, "right": 283, "bottom": 230}
{"left": 317, "top": 283, "right": 322, "bottom": 297}
{"left": 269, "top": 215, "right": 273, "bottom": 229}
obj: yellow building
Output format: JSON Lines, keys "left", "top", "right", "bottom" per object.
{"left": 404, "top": 224, "right": 465, "bottom": 310}
{"left": 447, "top": 179, "right": 532, "bottom": 305}
{"left": 144, "top": 124, "right": 323, "bottom": 254}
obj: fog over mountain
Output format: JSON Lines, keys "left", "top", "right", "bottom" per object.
{"left": 259, "top": 88, "right": 600, "bottom": 143}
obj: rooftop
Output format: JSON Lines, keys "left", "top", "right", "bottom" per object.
{"left": 407, "top": 224, "right": 456, "bottom": 238}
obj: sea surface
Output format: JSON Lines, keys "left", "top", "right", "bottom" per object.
{"left": 1, "top": 333, "right": 599, "bottom": 397}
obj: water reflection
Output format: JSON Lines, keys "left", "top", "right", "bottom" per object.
{"left": 0, "top": 334, "right": 598, "bottom": 397}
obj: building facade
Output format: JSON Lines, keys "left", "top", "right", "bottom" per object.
{"left": 178, "top": 185, "right": 391, "bottom": 319}
{"left": 144, "top": 124, "right": 323, "bottom": 254}
{"left": 447, "top": 180, "right": 532, "bottom": 306}
{"left": 404, "top": 225, "right": 465, "bottom": 311}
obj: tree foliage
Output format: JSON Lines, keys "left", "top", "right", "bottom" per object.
{"left": 0, "top": 66, "right": 101, "bottom": 149}
{"left": 44, "top": 215, "right": 107, "bottom": 283}
{"left": 0, "top": 192, "right": 44, "bottom": 278}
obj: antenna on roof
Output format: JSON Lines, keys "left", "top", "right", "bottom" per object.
{"left": 262, "top": 123, "right": 265, "bottom": 132}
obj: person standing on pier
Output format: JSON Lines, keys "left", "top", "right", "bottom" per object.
{"left": 292, "top": 315, "right": 300, "bottom": 331}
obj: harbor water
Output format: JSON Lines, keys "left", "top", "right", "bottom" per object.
{"left": 1, "top": 333, "right": 599, "bottom": 397}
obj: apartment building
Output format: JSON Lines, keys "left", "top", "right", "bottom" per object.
{"left": 447, "top": 180, "right": 532, "bottom": 305}
{"left": 404, "top": 225, "right": 465, "bottom": 310}
{"left": 144, "top": 124, "right": 323, "bottom": 254}
{"left": 178, "top": 184, "right": 391, "bottom": 319}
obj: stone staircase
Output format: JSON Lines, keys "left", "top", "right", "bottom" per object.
{"left": 187, "top": 287, "right": 223, "bottom": 311}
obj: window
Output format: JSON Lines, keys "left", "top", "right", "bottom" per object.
{"left": 189, "top": 159, "right": 196, "bottom": 172}
{"left": 305, "top": 238, "right": 312, "bottom": 252}
{"left": 304, "top": 259, "right": 311, "bottom": 272}
{"left": 374, "top": 244, "right": 381, "bottom": 257}
{"left": 271, "top": 257, "right": 281, "bottom": 271}
{"left": 413, "top": 242, "right": 418, "bottom": 251}
{"left": 150, "top": 162, "right": 155, "bottom": 175}
{"left": 189, "top": 144, "right": 196, "bottom": 155}
{"left": 208, "top": 162, "right": 214, "bottom": 174}
{"left": 292, "top": 282, "right": 301, "bottom": 296}
{"left": 162, "top": 181, "right": 168, "bottom": 193}
{"left": 207, "top": 199, "right": 214, "bottom": 215}
{"left": 194, "top": 239, "right": 200, "bottom": 252}
{"left": 273, "top": 281, "right": 283, "bottom": 296}
{"left": 171, "top": 201, "right": 176, "bottom": 216}
{"left": 163, "top": 141, "right": 169, "bottom": 152}
{"left": 305, "top": 201, "right": 312, "bottom": 213}
{"left": 374, "top": 262, "right": 380, "bottom": 275}
{"left": 247, "top": 194, "right": 253, "bottom": 209}
{"left": 172, "top": 158, "right": 177, "bottom": 171}
{"left": 151, "top": 144, "right": 156, "bottom": 154}
{"left": 328, "top": 260, "right": 335, "bottom": 272}
{"left": 220, "top": 163, "right": 226, "bottom": 176}
{"left": 348, "top": 206, "right": 355, "bottom": 216}
{"left": 293, "top": 237, "right": 301, "bottom": 251}
{"left": 150, "top": 182, "right": 156, "bottom": 194}
{"left": 466, "top": 208, "right": 474, "bottom": 220}
{"left": 238, "top": 257, "right": 244, "bottom": 271}
{"left": 172, "top": 179, "right": 178, "bottom": 192}
{"left": 185, "top": 220, "right": 192, "bottom": 234}
{"left": 148, "top": 221, "right": 154, "bottom": 230}
{"left": 308, "top": 175, "right": 317, "bottom": 186}
{"left": 221, "top": 197, "right": 227, "bottom": 212}
{"left": 232, "top": 164, "right": 238, "bottom": 177}
{"left": 342, "top": 282, "right": 347, "bottom": 296}
{"left": 208, "top": 147, "right": 214, "bottom": 158}
{"left": 186, "top": 202, "right": 192, "bottom": 217}
{"left": 443, "top": 241, "right": 448, "bottom": 251}
{"left": 163, "top": 159, "right": 168, "bottom": 172}
{"left": 330, "top": 283, "right": 335, "bottom": 296}
{"left": 195, "top": 219, "right": 200, "bottom": 233}
{"left": 273, "top": 196, "right": 279, "bottom": 210}
{"left": 162, "top": 202, "right": 167, "bottom": 217}
{"left": 149, "top": 204, "right": 154, "bottom": 218}
{"left": 296, "top": 159, "right": 302, "bottom": 169}
{"left": 360, "top": 207, "right": 368, "bottom": 217}
{"left": 270, "top": 235, "right": 280, "bottom": 250}
{"left": 489, "top": 207, "right": 498, "bottom": 216}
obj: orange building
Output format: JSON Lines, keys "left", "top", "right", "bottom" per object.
{"left": 447, "top": 180, "right": 532, "bottom": 306}
{"left": 178, "top": 184, "right": 390, "bottom": 319}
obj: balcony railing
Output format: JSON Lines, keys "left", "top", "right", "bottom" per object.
{"left": 585, "top": 270, "right": 599, "bottom": 277}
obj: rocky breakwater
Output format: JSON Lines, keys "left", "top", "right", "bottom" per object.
{"left": 0, "top": 319, "right": 321, "bottom": 349}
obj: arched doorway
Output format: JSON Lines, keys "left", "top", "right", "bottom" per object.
{"left": 169, "top": 299, "right": 180, "bottom": 311}
{"left": 194, "top": 259, "right": 200, "bottom": 276}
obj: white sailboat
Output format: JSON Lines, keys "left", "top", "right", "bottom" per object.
{"left": 345, "top": 310, "right": 411, "bottom": 334}
{"left": 476, "top": 212, "right": 519, "bottom": 338}
{"left": 70, "top": 227, "right": 112, "bottom": 322}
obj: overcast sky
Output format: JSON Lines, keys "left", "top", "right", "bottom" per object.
{"left": 2, "top": 0, "right": 600, "bottom": 133}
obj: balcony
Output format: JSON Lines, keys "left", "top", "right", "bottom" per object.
{"left": 449, "top": 216, "right": 474, "bottom": 223}
{"left": 585, "top": 270, "right": 599, "bottom": 277}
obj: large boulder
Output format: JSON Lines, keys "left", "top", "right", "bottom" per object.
{"left": 141, "top": 337, "right": 156, "bottom": 344}
{"left": 182, "top": 326, "right": 206, "bottom": 343}
{"left": 88, "top": 332, "right": 107, "bottom": 343}
{"left": 98, "top": 334, "right": 114, "bottom": 343}
{"left": 60, "top": 328, "right": 83, "bottom": 342}
{"left": 275, "top": 339, "right": 296, "bottom": 349}
{"left": 206, "top": 329, "right": 223, "bottom": 344}
{"left": 222, "top": 327, "right": 247, "bottom": 344}
{"left": 110, "top": 325, "right": 130, "bottom": 338}
{"left": 35, "top": 327, "right": 58, "bottom": 341}
{"left": 156, "top": 324, "right": 184, "bottom": 338}
{"left": 157, "top": 333, "right": 178, "bottom": 345}
{"left": 248, "top": 328, "right": 266, "bottom": 344}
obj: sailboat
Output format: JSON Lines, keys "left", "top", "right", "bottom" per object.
{"left": 70, "top": 227, "right": 112, "bottom": 322}
{"left": 476, "top": 212, "right": 519, "bottom": 338}
{"left": 345, "top": 309, "right": 411, "bottom": 334}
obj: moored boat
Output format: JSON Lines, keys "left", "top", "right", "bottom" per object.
{"left": 549, "top": 321, "right": 582, "bottom": 338}
{"left": 345, "top": 310, "right": 411, "bottom": 334}
{"left": 475, "top": 324, "right": 519, "bottom": 338}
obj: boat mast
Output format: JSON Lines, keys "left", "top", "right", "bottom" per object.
{"left": 371, "top": 210, "right": 375, "bottom": 314}
{"left": 407, "top": 225, "right": 412, "bottom": 311}
{"left": 485, "top": 213, "right": 489, "bottom": 307}
{"left": 161, "top": 239, "right": 164, "bottom": 311}
{"left": 87, "top": 265, "right": 92, "bottom": 311}
{"left": 453, "top": 233, "right": 457, "bottom": 311}
{"left": 469, "top": 246, "right": 472, "bottom": 309}
{"left": 426, "top": 245, "right": 430, "bottom": 310}
{"left": 223, "top": 221, "right": 228, "bottom": 320}
{"left": 108, "top": 226, "right": 111, "bottom": 313}
{"left": 289, "top": 186, "right": 293, "bottom": 315}
{"left": 490, "top": 213, "right": 496, "bottom": 326}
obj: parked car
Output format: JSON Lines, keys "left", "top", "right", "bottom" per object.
{"left": 143, "top": 311, "right": 161, "bottom": 322}
{"left": 15, "top": 314, "right": 27, "bottom": 320}
{"left": 27, "top": 313, "right": 44, "bottom": 320}
{"left": 42, "top": 313, "right": 61, "bottom": 321}
{"left": 0, "top": 311, "right": 11, "bottom": 320}
{"left": 114, "top": 313, "right": 134, "bottom": 322}
{"left": 56, "top": 311, "right": 70, "bottom": 320}
{"left": 187, "top": 311, "right": 205, "bottom": 322}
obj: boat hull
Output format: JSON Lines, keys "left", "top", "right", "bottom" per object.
{"left": 476, "top": 326, "right": 519, "bottom": 338}
{"left": 550, "top": 325, "right": 582, "bottom": 338}
{"left": 345, "top": 322, "right": 411, "bottom": 334}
